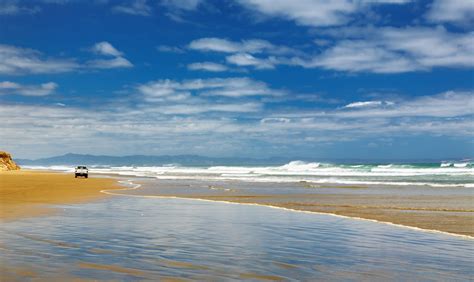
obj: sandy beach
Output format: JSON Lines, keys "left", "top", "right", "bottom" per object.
{"left": 0, "top": 170, "right": 120, "bottom": 221}
{"left": 1, "top": 170, "right": 473, "bottom": 280}
{"left": 1, "top": 170, "right": 472, "bottom": 237}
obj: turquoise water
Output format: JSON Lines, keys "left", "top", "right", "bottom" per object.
{"left": 1, "top": 195, "right": 473, "bottom": 281}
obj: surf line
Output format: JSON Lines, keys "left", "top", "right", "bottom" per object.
{"left": 100, "top": 179, "right": 474, "bottom": 241}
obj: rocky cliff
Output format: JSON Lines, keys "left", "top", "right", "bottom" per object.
{"left": 0, "top": 151, "right": 21, "bottom": 171}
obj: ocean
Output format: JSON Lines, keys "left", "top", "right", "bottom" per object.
{"left": 25, "top": 160, "right": 474, "bottom": 188}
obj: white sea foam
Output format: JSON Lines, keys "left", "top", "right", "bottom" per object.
{"left": 23, "top": 160, "right": 474, "bottom": 188}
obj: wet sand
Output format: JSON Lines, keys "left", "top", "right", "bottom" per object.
{"left": 125, "top": 179, "right": 474, "bottom": 237}
{"left": 1, "top": 178, "right": 473, "bottom": 281}
{"left": 197, "top": 194, "right": 474, "bottom": 237}
{"left": 1, "top": 169, "right": 472, "bottom": 236}
{"left": 0, "top": 170, "right": 120, "bottom": 221}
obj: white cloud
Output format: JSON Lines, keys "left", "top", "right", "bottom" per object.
{"left": 305, "top": 40, "right": 419, "bottom": 73}
{"left": 237, "top": 0, "right": 357, "bottom": 27}
{"left": 187, "top": 37, "right": 300, "bottom": 71}
{"left": 225, "top": 53, "right": 276, "bottom": 69}
{"left": 344, "top": 101, "right": 384, "bottom": 108}
{"left": 188, "top": 26, "right": 474, "bottom": 74}
{"left": 0, "top": 42, "right": 133, "bottom": 75}
{"left": 112, "top": 0, "right": 152, "bottom": 16}
{"left": 189, "top": 37, "right": 296, "bottom": 55}
{"left": 138, "top": 77, "right": 282, "bottom": 99}
{"left": 187, "top": 62, "right": 229, "bottom": 72}
{"left": 236, "top": 0, "right": 410, "bottom": 27}
{"left": 336, "top": 91, "right": 474, "bottom": 118}
{"left": 87, "top": 56, "right": 133, "bottom": 69}
{"left": 159, "top": 0, "right": 203, "bottom": 22}
{"left": 159, "top": 102, "right": 262, "bottom": 114}
{"left": 87, "top": 41, "right": 133, "bottom": 68}
{"left": 380, "top": 27, "right": 474, "bottom": 68}
{"left": 0, "top": 44, "right": 79, "bottom": 75}
{"left": 0, "top": 81, "right": 58, "bottom": 96}
{"left": 302, "top": 26, "right": 474, "bottom": 73}
{"left": 161, "top": 0, "right": 202, "bottom": 11}
{"left": 0, "top": 0, "right": 40, "bottom": 15}
{"left": 91, "top": 41, "right": 123, "bottom": 57}
{"left": 1, "top": 90, "right": 472, "bottom": 158}
{"left": 426, "top": 0, "right": 474, "bottom": 24}
{"left": 157, "top": 45, "right": 185, "bottom": 53}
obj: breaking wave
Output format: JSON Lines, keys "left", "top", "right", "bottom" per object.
{"left": 24, "top": 160, "right": 474, "bottom": 188}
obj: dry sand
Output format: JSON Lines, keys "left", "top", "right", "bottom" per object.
{"left": 0, "top": 170, "right": 120, "bottom": 221}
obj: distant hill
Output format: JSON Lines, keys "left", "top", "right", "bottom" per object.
{"left": 15, "top": 153, "right": 469, "bottom": 167}
{"left": 16, "top": 153, "right": 289, "bottom": 166}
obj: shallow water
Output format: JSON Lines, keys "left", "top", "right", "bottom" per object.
{"left": 1, "top": 194, "right": 473, "bottom": 281}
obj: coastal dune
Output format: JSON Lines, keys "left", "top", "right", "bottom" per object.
{"left": 0, "top": 170, "right": 120, "bottom": 221}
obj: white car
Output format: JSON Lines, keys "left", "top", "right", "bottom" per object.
{"left": 75, "top": 166, "right": 89, "bottom": 178}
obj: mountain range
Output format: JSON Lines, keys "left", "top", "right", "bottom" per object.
{"left": 16, "top": 153, "right": 289, "bottom": 166}
{"left": 14, "top": 153, "right": 463, "bottom": 167}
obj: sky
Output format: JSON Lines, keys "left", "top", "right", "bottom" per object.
{"left": 0, "top": 0, "right": 473, "bottom": 160}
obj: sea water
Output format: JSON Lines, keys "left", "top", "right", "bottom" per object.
{"left": 1, "top": 195, "right": 473, "bottom": 281}
{"left": 26, "top": 160, "right": 474, "bottom": 188}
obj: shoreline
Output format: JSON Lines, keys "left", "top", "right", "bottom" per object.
{"left": 2, "top": 169, "right": 472, "bottom": 238}
{"left": 100, "top": 180, "right": 474, "bottom": 240}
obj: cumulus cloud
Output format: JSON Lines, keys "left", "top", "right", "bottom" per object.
{"left": 161, "top": 0, "right": 202, "bottom": 11}
{"left": 157, "top": 45, "right": 185, "bottom": 53}
{"left": 0, "top": 0, "right": 40, "bottom": 15}
{"left": 334, "top": 91, "right": 474, "bottom": 118}
{"left": 187, "top": 37, "right": 300, "bottom": 71}
{"left": 304, "top": 40, "right": 418, "bottom": 73}
{"left": 138, "top": 77, "right": 282, "bottom": 99}
{"left": 112, "top": 0, "right": 152, "bottom": 16}
{"left": 302, "top": 26, "right": 474, "bottom": 73}
{"left": 344, "top": 101, "right": 385, "bottom": 108}
{"left": 236, "top": 0, "right": 410, "bottom": 27}
{"left": 0, "top": 44, "right": 79, "bottom": 75}
{"left": 187, "top": 62, "right": 229, "bottom": 72}
{"left": 1, "top": 89, "right": 472, "bottom": 158}
{"left": 189, "top": 38, "right": 297, "bottom": 55}
{"left": 158, "top": 102, "right": 262, "bottom": 114}
{"left": 0, "top": 81, "right": 58, "bottom": 96}
{"left": 225, "top": 53, "right": 276, "bottom": 69}
{"left": 87, "top": 41, "right": 133, "bottom": 68}
{"left": 0, "top": 42, "right": 133, "bottom": 75}
{"left": 158, "top": 0, "right": 203, "bottom": 22}
{"left": 187, "top": 25, "right": 474, "bottom": 74}
{"left": 87, "top": 57, "right": 133, "bottom": 69}
{"left": 426, "top": 0, "right": 474, "bottom": 24}
{"left": 91, "top": 41, "right": 123, "bottom": 57}
{"left": 130, "top": 77, "right": 286, "bottom": 116}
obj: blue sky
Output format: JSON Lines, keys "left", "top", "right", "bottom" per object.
{"left": 0, "top": 0, "right": 473, "bottom": 160}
